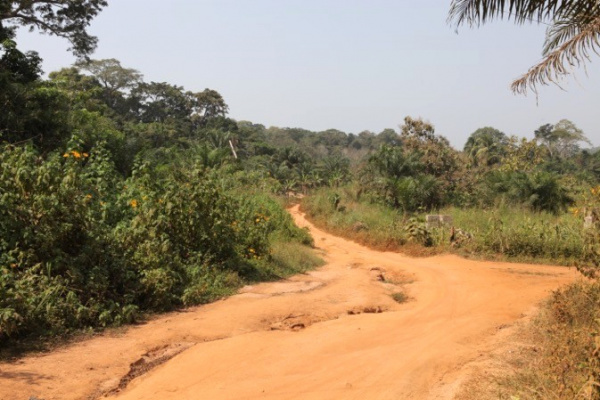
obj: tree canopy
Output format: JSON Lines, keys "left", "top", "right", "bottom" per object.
{"left": 464, "top": 127, "right": 508, "bottom": 167}
{"left": 0, "top": 0, "right": 107, "bottom": 57}
{"left": 535, "top": 119, "right": 591, "bottom": 159}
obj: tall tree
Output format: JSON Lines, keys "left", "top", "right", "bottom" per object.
{"left": 464, "top": 127, "right": 508, "bottom": 167}
{"left": 0, "top": 0, "right": 107, "bottom": 57}
{"left": 131, "top": 82, "right": 191, "bottom": 124}
{"left": 448, "top": 0, "right": 600, "bottom": 94}
{"left": 77, "top": 58, "right": 142, "bottom": 111}
{"left": 400, "top": 116, "right": 460, "bottom": 179}
{"left": 77, "top": 59, "right": 142, "bottom": 92}
{"left": 534, "top": 119, "right": 591, "bottom": 158}
{"left": 189, "top": 89, "right": 229, "bottom": 128}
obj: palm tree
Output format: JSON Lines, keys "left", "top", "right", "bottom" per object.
{"left": 463, "top": 127, "right": 508, "bottom": 167}
{"left": 448, "top": 0, "right": 600, "bottom": 94}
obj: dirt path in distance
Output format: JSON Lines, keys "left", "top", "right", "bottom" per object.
{"left": 0, "top": 205, "right": 579, "bottom": 400}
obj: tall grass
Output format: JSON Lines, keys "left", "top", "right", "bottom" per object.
{"left": 302, "top": 185, "right": 408, "bottom": 250}
{"left": 302, "top": 186, "right": 585, "bottom": 265}
{"left": 500, "top": 281, "right": 600, "bottom": 400}
{"left": 441, "top": 206, "right": 584, "bottom": 264}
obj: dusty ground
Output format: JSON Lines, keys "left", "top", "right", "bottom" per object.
{"left": 0, "top": 205, "right": 579, "bottom": 400}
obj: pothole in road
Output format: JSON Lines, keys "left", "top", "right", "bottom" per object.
{"left": 239, "top": 280, "right": 325, "bottom": 296}
{"left": 102, "top": 342, "right": 195, "bottom": 398}
{"left": 268, "top": 305, "right": 391, "bottom": 332}
{"left": 347, "top": 305, "right": 387, "bottom": 315}
{"left": 268, "top": 313, "right": 336, "bottom": 331}
{"left": 369, "top": 267, "right": 416, "bottom": 286}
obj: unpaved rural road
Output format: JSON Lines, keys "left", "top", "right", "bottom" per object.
{"left": 0, "top": 205, "right": 579, "bottom": 400}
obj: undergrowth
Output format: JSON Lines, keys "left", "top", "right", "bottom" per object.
{"left": 302, "top": 186, "right": 584, "bottom": 264}
{"left": 500, "top": 281, "right": 600, "bottom": 400}
{"left": 0, "top": 144, "right": 322, "bottom": 352}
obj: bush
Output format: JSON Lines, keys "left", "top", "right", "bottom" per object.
{"left": 483, "top": 171, "right": 573, "bottom": 214}
{"left": 302, "top": 188, "right": 584, "bottom": 265}
{"left": 505, "top": 281, "right": 600, "bottom": 399}
{"left": 0, "top": 144, "right": 132, "bottom": 339}
{"left": 0, "top": 143, "right": 320, "bottom": 344}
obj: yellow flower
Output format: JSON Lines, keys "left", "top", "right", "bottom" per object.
{"left": 71, "top": 150, "right": 82, "bottom": 159}
{"left": 130, "top": 199, "right": 138, "bottom": 208}
{"left": 63, "top": 153, "right": 69, "bottom": 158}
{"left": 83, "top": 152, "right": 89, "bottom": 158}
{"left": 255, "top": 218, "right": 260, "bottom": 223}
{"left": 249, "top": 248, "right": 255, "bottom": 253}
{"left": 569, "top": 207, "right": 579, "bottom": 216}
{"left": 85, "top": 194, "right": 93, "bottom": 201}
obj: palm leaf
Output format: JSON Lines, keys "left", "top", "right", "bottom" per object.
{"left": 543, "top": 5, "right": 600, "bottom": 54}
{"left": 511, "top": 15, "right": 600, "bottom": 94}
{"left": 448, "top": 0, "right": 597, "bottom": 26}
{"left": 449, "top": 0, "right": 600, "bottom": 94}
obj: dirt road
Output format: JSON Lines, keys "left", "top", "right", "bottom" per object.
{"left": 0, "top": 205, "right": 579, "bottom": 400}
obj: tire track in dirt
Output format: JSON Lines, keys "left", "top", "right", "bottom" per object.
{"left": 0, "top": 205, "right": 579, "bottom": 400}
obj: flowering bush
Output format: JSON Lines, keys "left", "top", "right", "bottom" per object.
{"left": 0, "top": 143, "right": 315, "bottom": 343}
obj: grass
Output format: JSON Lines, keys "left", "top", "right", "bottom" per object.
{"left": 391, "top": 291, "right": 410, "bottom": 304}
{"left": 301, "top": 185, "right": 409, "bottom": 250}
{"left": 489, "top": 281, "right": 600, "bottom": 400}
{"left": 442, "top": 205, "right": 584, "bottom": 265}
{"left": 268, "top": 240, "right": 325, "bottom": 276}
{"left": 302, "top": 186, "right": 585, "bottom": 265}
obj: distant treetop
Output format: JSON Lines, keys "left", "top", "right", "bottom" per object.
{"left": 0, "top": 0, "right": 108, "bottom": 57}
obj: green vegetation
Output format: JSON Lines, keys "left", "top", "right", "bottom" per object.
{"left": 501, "top": 281, "right": 600, "bottom": 399}
{"left": 0, "top": 142, "right": 321, "bottom": 343}
{"left": 2, "top": 3, "right": 600, "bottom": 396}
{"left": 0, "top": 16, "right": 332, "bottom": 345}
{"left": 303, "top": 186, "right": 586, "bottom": 264}
{"left": 390, "top": 291, "right": 410, "bottom": 304}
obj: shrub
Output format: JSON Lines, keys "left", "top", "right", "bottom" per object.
{"left": 505, "top": 281, "right": 600, "bottom": 399}
{"left": 483, "top": 171, "right": 573, "bottom": 214}
{"left": 0, "top": 143, "right": 320, "bottom": 344}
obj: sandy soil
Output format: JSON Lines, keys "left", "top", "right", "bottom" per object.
{"left": 0, "top": 205, "right": 579, "bottom": 400}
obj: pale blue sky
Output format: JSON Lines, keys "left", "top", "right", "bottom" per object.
{"left": 16, "top": 0, "right": 600, "bottom": 148}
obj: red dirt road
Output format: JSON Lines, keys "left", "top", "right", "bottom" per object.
{"left": 0, "top": 205, "right": 579, "bottom": 400}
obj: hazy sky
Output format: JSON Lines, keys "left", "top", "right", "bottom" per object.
{"left": 15, "top": 0, "right": 600, "bottom": 148}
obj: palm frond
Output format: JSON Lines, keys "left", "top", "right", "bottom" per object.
{"left": 511, "top": 15, "right": 600, "bottom": 94}
{"left": 543, "top": 4, "right": 600, "bottom": 52}
{"left": 543, "top": 17, "right": 586, "bottom": 55}
{"left": 448, "top": 0, "right": 597, "bottom": 26}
